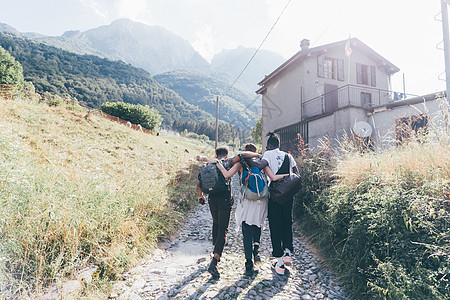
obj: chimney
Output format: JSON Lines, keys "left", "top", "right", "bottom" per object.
{"left": 300, "top": 39, "right": 310, "bottom": 51}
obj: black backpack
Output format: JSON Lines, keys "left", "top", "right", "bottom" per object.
{"left": 198, "top": 162, "right": 230, "bottom": 195}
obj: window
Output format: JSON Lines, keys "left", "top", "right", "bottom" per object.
{"left": 324, "top": 57, "right": 335, "bottom": 79}
{"left": 318, "top": 55, "right": 345, "bottom": 80}
{"left": 360, "top": 92, "right": 372, "bottom": 107}
{"left": 357, "top": 63, "right": 376, "bottom": 87}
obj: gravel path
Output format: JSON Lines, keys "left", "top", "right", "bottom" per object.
{"left": 112, "top": 176, "right": 348, "bottom": 300}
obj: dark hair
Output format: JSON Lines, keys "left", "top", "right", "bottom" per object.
{"left": 244, "top": 143, "right": 257, "bottom": 153}
{"left": 215, "top": 146, "right": 229, "bottom": 158}
{"left": 266, "top": 132, "right": 280, "bottom": 149}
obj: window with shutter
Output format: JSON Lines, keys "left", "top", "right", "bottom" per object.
{"left": 337, "top": 59, "right": 344, "bottom": 81}
{"left": 317, "top": 55, "right": 324, "bottom": 78}
{"left": 357, "top": 63, "right": 375, "bottom": 86}
{"left": 370, "top": 65, "right": 376, "bottom": 87}
{"left": 356, "top": 63, "right": 362, "bottom": 84}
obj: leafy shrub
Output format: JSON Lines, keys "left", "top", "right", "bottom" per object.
{"left": 100, "top": 101, "right": 162, "bottom": 132}
{"left": 294, "top": 132, "right": 449, "bottom": 299}
{"left": 0, "top": 45, "right": 24, "bottom": 86}
{"left": 183, "top": 131, "right": 210, "bottom": 141}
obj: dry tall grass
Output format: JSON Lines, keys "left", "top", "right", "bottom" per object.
{"left": 0, "top": 98, "right": 212, "bottom": 297}
{"left": 335, "top": 97, "right": 450, "bottom": 190}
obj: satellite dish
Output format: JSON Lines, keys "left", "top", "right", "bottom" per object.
{"left": 353, "top": 121, "right": 373, "bottom": 138}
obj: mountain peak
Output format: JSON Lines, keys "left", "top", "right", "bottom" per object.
{"left": 82, "top": 19, "right": 209, "bottom": 74}
{"left": 0, "top": 23, "right": 17, "bottom": 33}
{"left": 62, "top": 30, "right": 83, "bottom": 38}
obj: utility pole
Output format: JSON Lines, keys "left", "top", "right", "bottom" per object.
{"left": 215, "top": 96, "right": 219, "bottom": 149}
{"left": 441, "top": 0, "right": 450, "bottom": 100}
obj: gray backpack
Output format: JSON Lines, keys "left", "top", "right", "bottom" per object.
{"left": 199, "top": 162, "right": 229, "bottom": 195}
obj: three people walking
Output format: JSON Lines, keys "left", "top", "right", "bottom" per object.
{"left": 197, "top": 132, "right": 299, "bottom": 278}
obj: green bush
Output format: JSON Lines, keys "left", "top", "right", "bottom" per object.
{"left": 184, "top": 131, "right": 210, "bottom": 141}
{"left": 250, "top": 115, "right": 262, "bottom": 144}
{"left": 294, "top": 135, "right": 449, "bottom": 299}
{"left": 0, "top": 45, "right": 24, "bottom": 86}
{"left": 100, "top": 101, "right": 162, "bottom": 132}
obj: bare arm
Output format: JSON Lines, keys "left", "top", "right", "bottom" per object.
{"left": 216, "top": 160, "right": 241, "bottom": 178}
{"left": 197, "top": 181, "right": 206, "bottom": 204}
{"left": 264, "top": 166, "right": 288, "bottom": 181}
{"left": 197, "top": 181, "right": 203, "bottom": 198}
{"left": 231, "top": 151, "right": 262, "bottom": 164}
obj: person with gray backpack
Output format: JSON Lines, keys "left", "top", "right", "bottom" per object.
{"left": 196, "top": 146, "right": 261, "bottom": 279}
{"left": 213, "top": 144, "right": 288, "bottom": 276}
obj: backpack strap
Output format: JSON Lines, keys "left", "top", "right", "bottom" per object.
{"left": 239, "top": 155, "right": 253, "bottom": 185}
{"left": 276, "top": 154, "right": 290, "bottom": 175}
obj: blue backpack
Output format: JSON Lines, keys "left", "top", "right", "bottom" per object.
{"left": 240, "top": 160, "right": 269, "bottom": 200}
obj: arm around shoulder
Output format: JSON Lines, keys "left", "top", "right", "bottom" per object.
{"left": 216, "top": 160, "right": 241, "bottom": 178}
{"left": 264, "top": 166, "right": 288, "bottom": 181}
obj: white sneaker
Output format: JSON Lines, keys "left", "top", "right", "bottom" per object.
{"left": 282, "top": 250, "right": 292, "bottom": 266}
{"left": 272, "top": 261, "right": 285, "bottom": 275}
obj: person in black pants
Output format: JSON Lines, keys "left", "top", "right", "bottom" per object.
{"left": 261, "top": 132, "right": 299, "bottom": 275}
{"left": 197, "top": 146, "right": 261, "bottom": 279}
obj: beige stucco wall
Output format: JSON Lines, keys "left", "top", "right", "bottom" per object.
{"left": 307, "top": 107, "right": 368, "bottom": 148}
{"left": 369, "top": 99, "right": 445, "bottom": 148}
{"left": 261, "top": 60, "right": 305, "bottom": 150}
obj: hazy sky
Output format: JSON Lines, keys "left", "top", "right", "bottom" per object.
{"left": 0, "top": 0, "right": 448, "bottom": 95}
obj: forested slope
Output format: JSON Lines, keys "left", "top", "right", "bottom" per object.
{"left": 0, "top": 32, "right": 212, "bottom": 126}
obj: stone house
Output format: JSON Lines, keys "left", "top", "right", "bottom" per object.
{"left": 256, "top": 37, "right": 445, "bottom": 151}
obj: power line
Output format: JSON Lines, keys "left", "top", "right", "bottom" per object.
{"left": 219, "top": 0, "right": 292, "bottom": 100}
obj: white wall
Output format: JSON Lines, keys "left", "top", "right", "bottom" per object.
{"left": 307, "top": 107, "right": 368, "bottom": 148}
{"left": 261, "top": 61, "right": 304, "bottom": 150}
{"left": 370, "top": 99, "right": 445, "bottom": 148}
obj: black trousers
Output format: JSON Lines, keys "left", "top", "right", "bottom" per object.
{"left": 242, "top": 221, "right": 261, "bottom": 261}
{"left": 208, "top": 193, "right": 233, "bottom": 256}
{"left": 268, "top": 195, "right": 294, "bottom": 258}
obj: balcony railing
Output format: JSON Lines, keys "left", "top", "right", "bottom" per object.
{"left": 301, "top": 84, "right": 417, "bottom": 120}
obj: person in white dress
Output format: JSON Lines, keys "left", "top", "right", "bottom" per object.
{"left": 215, "top": 143, "right": 287, "bottom": 275}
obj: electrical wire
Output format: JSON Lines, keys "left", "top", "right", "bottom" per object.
{"left": 219, "top": 0, "right": 292, "bottom": 100}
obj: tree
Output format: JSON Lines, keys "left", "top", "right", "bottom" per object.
{"left": 0, "top": 45, "right": 24, "bottom": 86}
{"left": 250, "top": 115, "right": 262, "bottom": 144}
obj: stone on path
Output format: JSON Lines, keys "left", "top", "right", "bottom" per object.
{"left": 113, "top": 176, "right": 348, "bottom": 299}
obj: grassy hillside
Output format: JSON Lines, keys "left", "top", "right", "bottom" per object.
{"left": 0, "top": 32, "right": 212, "bottom": 126}
{"left": 294, "top": 104, "right": 450, "bottom": 299}
{"left": 0, "top": 97, "right": 213, "bottom": 298}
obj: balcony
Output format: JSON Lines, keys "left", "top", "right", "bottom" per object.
{"left": 301, "top": 84, "right": 417, "bottom": 120}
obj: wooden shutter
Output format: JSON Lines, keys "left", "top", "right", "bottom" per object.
{"left": 370, "top": 65, "right": 376, "bottom": 87}
{"left": 337, "top": 59, "right": 344, "bottom": 81}
{"left": 317, "top": 55, "right": 324, "bottom": 78}
{"left": 356, "top": 63, "right": 362, "bottom": 84}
